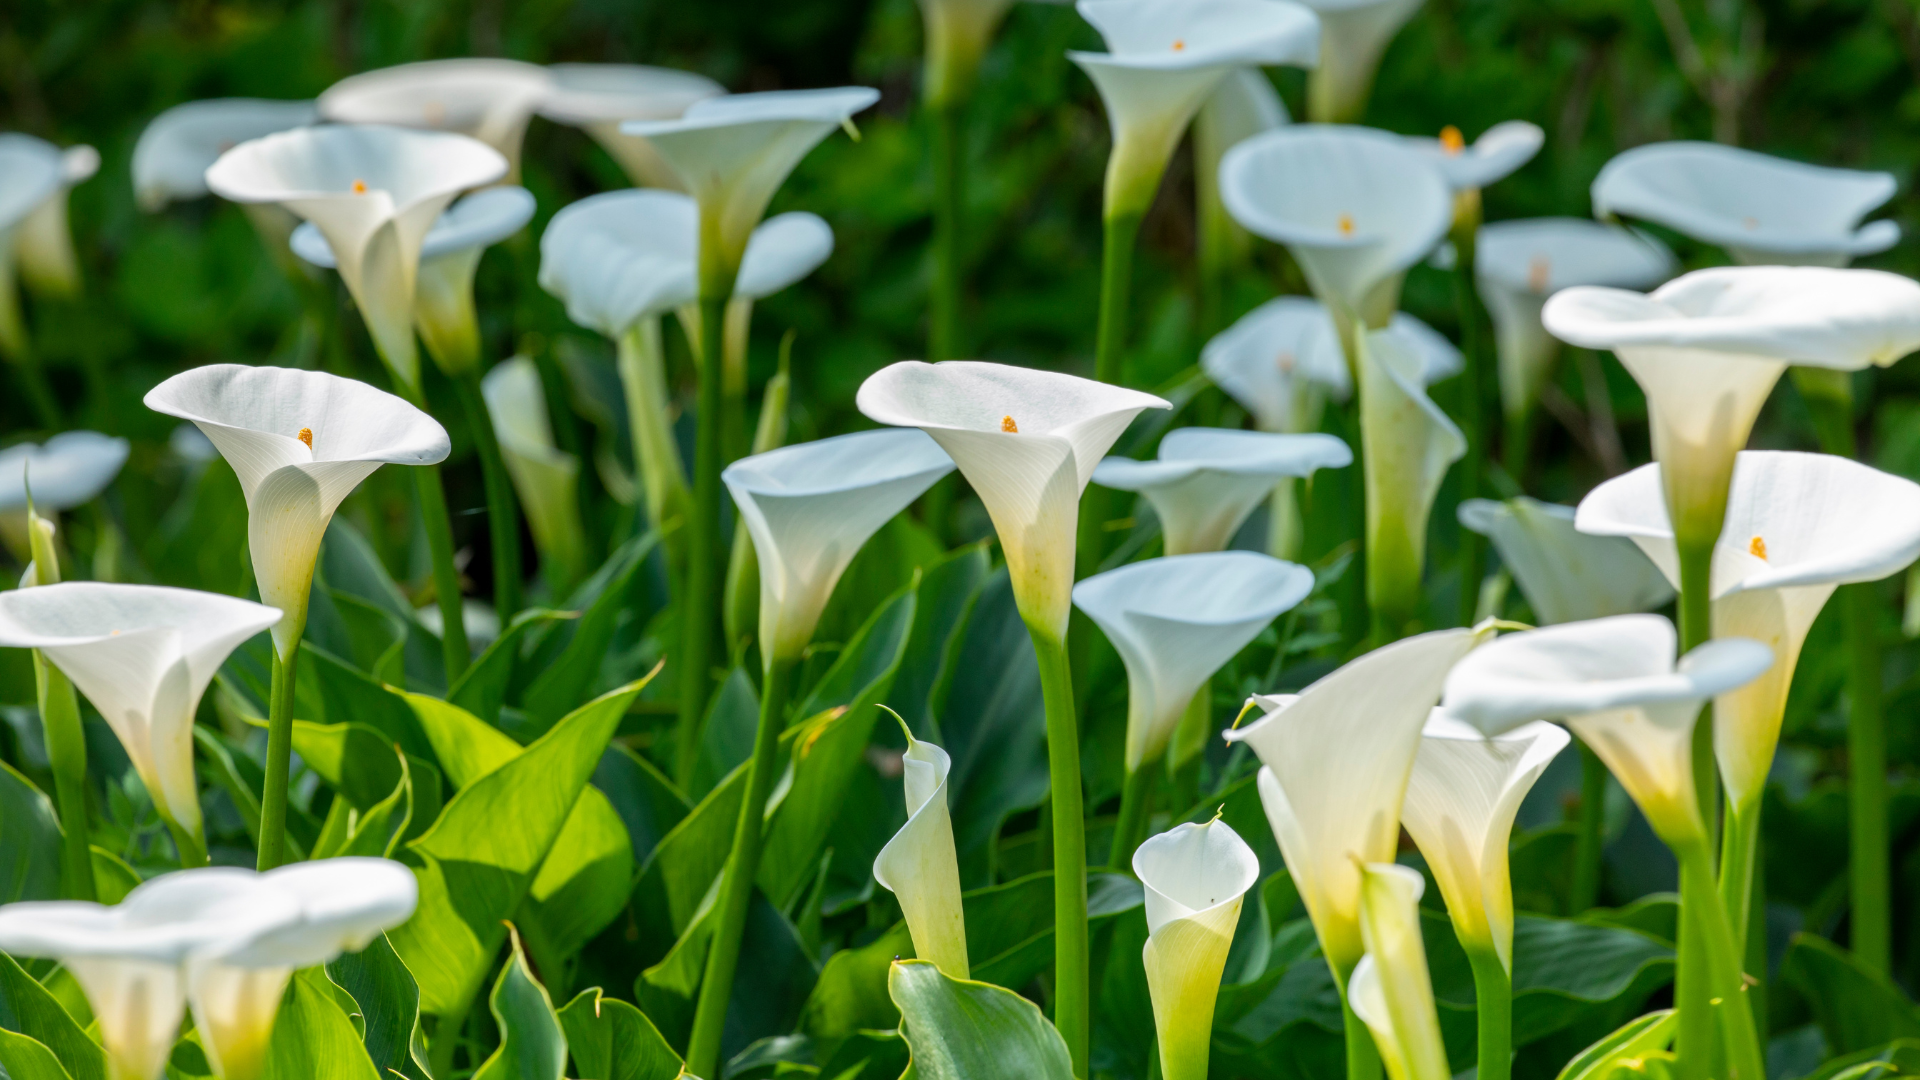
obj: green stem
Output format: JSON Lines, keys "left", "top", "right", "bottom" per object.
{"left": 257, "top": 644, "right": 298, "bottom": 870}
{"left": 1466, "top": 946, "right": 1512, "bottom": 1080}
{"left": 452, "top": 371, "right": 524, "bottom": 622}
{"left": 1673, "top": 538, "right": 1716, "bottom": 1080}
{"left": 1033, "top": 629, "right": 1090, "bottom": 1079}
{"left": 1718, "top": 799, "right": 1760, "bottom": 955}
{"left": 413, "top": 464, "right": 469, "bottom": 681}
{"left": 1676, "top": 840, "right": 1767, "bottom": 1080}
{"left": 1094, "top": 212, "right": 1142, "bottom": 387}
{"left": 675, "top": 292, "right": 729, "bottom": 788}
{"left": 428, "top": 1007, "right": 467, "bottom": 1080}
{"left": 165, "top": 816, "right": 208, "bottom": 869}
{"left": 685, "top": 657, "right": 793, "bottom": 1080}
{"left": 1846, "top": 583, "right": 1890, "bottom": 973}
{"left": 1339, "top": 968, "right": 1384, "bottom": 1080}
{"left": 1109, "top": 762, "right": 1154, "bottom": 871}
{"left": 35, "top": 653, "right": 95, "bottom": 900}
{"left": 929, "top": 101, "right": 963, "bottom": 362}
{"left": 1452, "top": 221, "right": 1488, "bottom": 628}
{"left": 1570, "top": 739, "right": 1607, "bottom": 914}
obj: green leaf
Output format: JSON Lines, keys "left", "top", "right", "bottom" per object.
{"left": 885, "top": 543, "right": 990, "bottom": 739}
{"left": 1800, "top": 1040, "right": 1920, "bottom": 1080}
{"left": 313, "top": 749, "right": 415, "bottom": 859}
{"left": 634, "top": 765, "right": 749, "bottom": 948}
{"left": 634, "top": 888, "right": 817, "bottom": 1054}
{"left": 519, "top": 533, "right": 661, "bottom": 736}
{"left": 966, "top": 872, "right": 1144, "bottom": 991}
{"left": 405, "top": 693, "right": 524, "bottom": 789}
{"left": 450, "top": 610, "right": 575, "bottom": 726}
{"left": 261, "top": 968, "right": 382, "bottom": 1080}
{"left": 801, "top": 924, "right": 914, "bottom": 1051}
{"left": 0, "top": 1028, "right": 76, "bottom": 1080}
{"left": 299, "top": 644, "right": 438, "bottom": 764}
{"left": 812, "top": 516, "right": 942, "bottom": 651}
{"left": 888, "top": 960, "right": 1074, "bottom": 1079}
{"left": 556, "top": 988, "right": 684, "bottom": 1080}
{"left": 1782, "top": 932, "right": 1920, "bottom": 1055}
{"left": 519, "top": 783, "right": 635, "bottom": 983}
{"left": 471, "top": 927, "right": 567, "bottom": 1080}
{"left": 0, "top": 952, "right": 105, "bottom": 1080}
{"left": 326, "top": 933, "right": 428, "bottom": 1080}
{"left": 1555, "top": 1010, "right": 1677, "bottom": 1080}
{"left": 290, "top": 721, "right": 408, "bottom": 811}
{"left": 315, "top": 519, "right": 448, "bottom": 694}
{"left": 87, "top": 847, "right": 139, "bottom": 905}
{"left": 690, "top": 666, "right": 760, "bottom": 800}
{"left": 592, "top": 746, "right": 690, "bottom": 867}
{"left": 0, "top": 762, "right": 61, "bottom": 904}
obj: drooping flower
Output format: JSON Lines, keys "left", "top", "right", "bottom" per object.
{"left": 318, "top": 59, "right": 553, "bottom": 181}
{"left": 1297, "top": 0, "right": 1425, "bottom": 123}
{"left": 1093, "top": 429, "right": 1350, "bottom": 555}
{"left": 1350, "top": 862, "right": 1451, "bottom": 1080}
{"left": 1406, "top": 121, "right": 1543, "bottom": 193}
{"left": 481, "top": 357, "right": 587, "bottom": 594}
{"left": 15, "top": 142, "right": 99, "bottom": 301}
{"left": 1358, "top": 323, "right": 1465, "bottom": 636}
{"left": 1457, "top": 496, "right": 1674, "bottom": 626}
{"left": 537, "top": 63, "right": 726, "bottom": 189}
{"left": 857, "top": 361, "right": 1168, "bottom": 640}
{"left": 1133, "top": 818, "right": 1261, "bottom": 1080}
{"left": 873, "top": 730, "right": 969, "bottom": 979}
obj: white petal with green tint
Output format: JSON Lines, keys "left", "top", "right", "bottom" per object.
{"left": 318, "top": 58, "right": 552, "bottom": 178}
{"left": 132, "top": 98, "right": 317, "bottom": 210}
{"left": 15, "top": 144, "right": 97, "bottom": 300}
{"left": 1457, "top": 497, "right": 1673, "bottom": 626}
{"left": 874, "top": 736, "right": 969, "bottom": 978}
{"left": 1298, "top": 0, "right": 1423, "bottom": 122}
{"left": 0, "top": 431, "right": 130, "bottom": 512}
{"left": 1359, "top": 323, "right": 1465, "bottom": 629}
{"left": 483, "top": 357, "right": 587, "bottom": 593}
{"left": 1351, "top": 863, "right": 1450, "bottom": 1080}
{"left": 1202, "top": 295, "right": 1353, "bottom": 432}
{"left": 1134, "top": 818, "right": 1259, "bottom": 1080}
{"left": 538, "top": 64, "right": 725, "bottom": 189}
{"left": 1092, "top": 428, "right": 1351, "bottom": 555}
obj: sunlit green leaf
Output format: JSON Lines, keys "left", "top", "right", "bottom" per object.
{"left": 470, "top": 927, "right": 567, "bottom": 1080}
{"left": 556, "top": 988, "right": 683, "bottom": 1080}
{"left": 888, "top": 960, "right": 1073, "bottom": 1079}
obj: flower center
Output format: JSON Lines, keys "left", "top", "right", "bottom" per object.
{"left": 1001, "top": 415, "right": 1019, "bottom": 433}
{"left": 1528, "top": 255, "right": 1552, "bottom": 293}
{"left": 298, "top": 427, "right": 314, "bottom": 450}
{"left": 1749, "top": 535, "right": 1768, "bottom": 560}
{"left": 351, "top": 180, "right": 368, "bottom": 195}
{"left": 1337, "top": 214, "right": 1355, "bottom": 237}
{"left": 1440, "top": 125, "right": 1465, "bottom": 155}
{"left": 1171, "top": 38, "right": 1185, "bottom": 51}
{"left": 1276, "top": 351, "right": 1296, "bottom": 374}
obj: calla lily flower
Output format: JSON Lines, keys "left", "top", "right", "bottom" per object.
{"left": 1474, "top": 218, "right": 1673, "bottom": 426}
{"left": 1402, "top": 713, "right": 1568, "bottom": 969}
{"left": 1069, "top": 0, "right": 1320, "bottom": 218}
{"left": 1440, "top": 615, "right": 1771, "bottom": 845}
{"left": 1093, "top": 429, "right": 1351, "bottom": 555}
{"left": 144, "top": 364, "right": 450, "bottom": 656}
{"left": 1350, "top": 862, "right": 1451, "bottom": 1080}
{"left": 538, "top": 63, "right": 726, "bottom": 190}
{"left": 0, "top": 135, "right": 64, "bottom": 358}
{"left": 1576, "top": 452, "right": 1920, "bottom": 810}
{"left": 292, "top": 186, "right": 536, "bottom": 376}
{"left": 0, "top": 430, "right": 131, "bottom": 557}
{"left": 1196, "top": 70, "right": 1289, "bottom": 284}
{"left": 318, "top": 59, "right": 552, "bottom": 181}
{"left": 1223, "top": 626, "right": 1483, "bottom": 975}
{"left": 15, "top": 143, "right": 98, "bottom": 301}
{"left": 204, "top": 125, "right": 507, "bottom": 389}
{"left": 1298, "top": 0, "right": 1425, "bottom": 122}
{"left": 132, "top": 98, "right": 319, "bottom": 211}
{"left": 622, "top": 88, "right": 879, "bottom": 286}
{"left": 1592, "top": 142, "right": 1900, "bottom": 267}
{"left": 1543, "top": 266, "right": 1920, "bottom": 547}
{"left": 1133, "top": 818, "right": 1261, "bottom": 1080}
{"left": 1407, "top": 120, "right": 1541, "bottom": 192}
{"left": 873, "top": 731, "right": 969, "bottom": 979}
{"left": 1202, "top": 296, "right": 1353, "bottom": 433}
{"left": 1457, "top": 497, "right": 1674, "bottom": 626}
{"left": 723, "top": 429, "right": 955, "bottom": 661}
{"left": 482, "top": 357, "right": 588, "bottom": 595}
{"left": 0, "top": 583, "right": 280, "bottom": 842}
{"left": 1358, "top": 323, "right": 1465, "bottom": 635}
{"left": 1075, "top": 551, "right": 1313, "bottom": 771}
{"left": 1221, "top": 125, "right": 1453, "bottom": 331}
{"left": 857, "top": 361, "right": 1169, "bottom": 640}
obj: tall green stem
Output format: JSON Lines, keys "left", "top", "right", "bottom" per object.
{"left": 35, "top": 655, "right": 95, "bottom": 899}
{"left": 1094, "top": 212, "right": 1142, "bottom": 387}
{"left": 685, "top": 657, "right": 793, "bottom": 1080}
{"left": 1676, "top": 840, "right": 1767, "bottom": 1080}
{"left": 930, "top": 102, "right": 963, "bottom": 361}
{"left": 1033, "top": 630, "right": 1090, "bottom": 1078}
{"left": 1466, "top": 946, "right": 1512, "bottom": 1080}
{"left": 675, "top": 292, "right": 730, "bottom": 788}
{"left": 1338, "top": 967, "right": 1384, "bottom": 1080}
{"left": 1846, "top": 583, "right": 1889, "bottom": 972}
{"left": 1451, "top": 218, "right": 1488, "bottom": 627}
{"left": 1570, "top": 740, "right": 1607, "bottom": 914}
{"left": 413, "top": 464, "right": 469, "bottom": 681}
{"left": 1673, "top": 538, "right": 1716, "bottom": 1080}
{"left": 1109, "top": 762, "right": 1154, "bottom": 870}
{"left": 451, "top": 371, "right": 523, "bottom": 621}
{"left": 257, "top": 645, "right": 299, "bottom": 870}
{"left": 1718, "top": 800, "right": 1760, "bottom": 954}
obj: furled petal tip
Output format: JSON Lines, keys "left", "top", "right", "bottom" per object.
{"left": 293, "top": 185, "right": 536, "bottom": 269}
{"left": 1458, "top": 497, "right": 1673, "bottom": 626}
{"left": 0, "top": 431, "right": 131, "bottom": 512}
{"left": 132, "top": 98, "right": 318, "bottom": 210}
{"left": 1407, "top": 119, "right": 1543, "bottom": 191}
{"left": 1093, "top": 428, "right": 1350, "bottom": 555}
{"left": 1072, "top": 0, "right": 1322, "bottom": 70}
{"left": 874, "top": 735, "right": 969, "bottom": 978}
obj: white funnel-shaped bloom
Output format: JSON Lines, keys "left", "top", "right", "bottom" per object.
{"left": 132, "top": 99, "right": 318, "bottom": 211}
{"left": 0, "top": 136, "right": 64, "bottom": 354}
{"left": 1577, "top": 452, "right": 1920, "bottom": 809}
{"left": 1092, "top": 428, "right": 1351, "bottom": 554}
{"left": 1592, "top": 142, "right": 1900, "bottom": 267}
{"left": 1070, "top": 0, "right": 1320, "bottom": 216}
{"left": 0, "top": 584, "right": 279, "bottom": 838}
{"left": 1299, "top": 0, "right": 1424, "bottom": 122}
{"left": 725, "top": 429, "right": 955, "bottom": 660}
{"left": 1195, "top": 69, "right": 1289, "bottom": 272}
{"left": 318, "top": 59, "right": 551, "bottom": 180}
{"left": 0, "top": 431, "right": 130, "bottom": 512}
{"left": 1458, "top": 497, "right": 1673, "bottom": 626}
{"left": 1475, "top": 218, "right": 1673, "bottom": 424}
{"left": 1350, "top": 863, "right": 1450, "bottom": 1080}
{"left": 873, "top": 733, "right": 969, "bottom": 978}
{"left": 1223, "top": 626, "right": 1483, "bottom": 972}
{"left": 482, "top": 357, "right": 586, "bottom": 591}
{"left": 858, "top": 361, "right": 1168, "bottom": 639}
{"left": 1202, "top": 296, "right": 1353, "bottom": 432}
{"left": 14, "top": 143, "right": 98, "bottom": 300}
{"left": 1221, "top": 125, "right": 1452, "bottom": 326}
{"left": 1134, "top": 818, "right": 1261, "bottom": 1080}
{"left": 1407, "top": 120, "right": 1543, "bottom": 192}
{"left": 538, "top": 64, "right": 725, "bottom": 190}
{"left": 1359, "top": 323, "right": 1465, "bottom": 631}
{"left": 1544, "top": 266, "right": 1920, "bottom": 546}
{"left": 205, "top": 125, "right": 507, "bottom": 388}
{"left": 623, "top": 88, "right": 878, "bottom": 282}
{"left": 1440, "top": 616, "right": 1772, "bottom": 845}
{"left": 1402, "top": 713, "right": 1567, "bottom": 969}
{"left": 1075, "top": 552, "right": 1312, "bottom": 770}
{"left": 144, "top": 365, "right": 449, "bottom": 655}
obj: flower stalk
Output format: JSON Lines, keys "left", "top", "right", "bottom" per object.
{"left": 676, "top": 286, "right": 731, "bottom": 788}
{"left": 25, "top": 513, "right": 96, "bottom": 898}
{"left": 257, "top": 644, "right": 299, "bottom": 870}
{"left": 1034, "top": 628, "right": 1090, "bottom": 1078}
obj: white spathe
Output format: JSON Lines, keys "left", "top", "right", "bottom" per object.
{"left": 1592, "top": 141, "right": 1900, "bottom": 266}
{"left": 1439, "top": 615, "right": 1772, "bottom": 845}
{"left": 15, "top": 143, "right": 99, "bottom": 300}
{"left": 482, "top": 357, "right": 587, "bottom": 589}
{"left": 1543, "top": 266, "right": 1920, "bottom": 545}
{"left": 1220, "top": 125, "right": 1452, "bottom": 326}
{"left": 0, "top": 583, "right": 280, "bottom": 838}
{"left": 857, "top": 360, "right": 1169, "bottom": 640}
{"left": 1297, "top": 0, "right": 1424, "bottom": 122}
{"left": 725, "top": 429, "right": 955, "bottom": 660}
{"left": 1195, "top": 69, "right": 1289, "bottom": 272}
{"left": 622, "top": 88, "right": 878, "bottom": 282}
{"left": 0, "top": 136, "right": 70, "bottom": 349}
{"left": 1350, "top": 862, "right": 1451, "bottom": 1080}
{"left": 133, "top": 99, "right": 318, "bottom": 211}
{"left": 204, "top": 125, "right": 507, "bottom": 388}
{"left": 1402, "top": 713, "right": 1568, "bottom": 969}
{"left": 1223, "top": 626, "right": 1483, "bottom": 973}
{"left": 318, "top": 58, "right": 552, "bottom": 179}
{"left": 144, "top": 365, "right": 450, "bottom": 656}
{"left": 1134, "top": 818, "right": 1261, "bottom": 1080}
{"left": 537, "top": 63, "right": 725, "bottom": 190}
{"left": 1407, "top": 120, "right": 1543, "bottom": 191}
{"left": 1070, "top": 0, "right": 1320, "bottom": 216}
{"left": 1074, "top": 552, "right": 1313, "bottom": 771}
{"left": 1474, "top": 218, "right": 1673, "bottom": 424}
{"left": 1093, "top": 428, "right": 1351, "bottom": 555}
{"left": 873, "top": 734, "right": 969, "bottom": 979}
{"left": 1360, "top": 323, "right": 1465, "bottom": 629}
{"left": 1457, "top": 497, "right": 1674, "bottom": 626}
{"left": 0, "top": 431, "right": 130, "bottom": 512}
{"left": 1576, "top": 452, "right": 1920, "bottom": 808}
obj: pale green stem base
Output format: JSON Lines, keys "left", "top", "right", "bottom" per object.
{"left": 35, "top": 653, "right": 96, "bottom": 899}
{"left": 1033, "top": 629, "right": 1090, "bottom": 1079}
{"left": 257, "top": 644, "right": 299, "bottom": 870}
{"left": 674, "top": 293, "right": 730, "bottom": 789}
{"left": 165, "top": 816, "right": 208, "bottom": 869}
{"left": 1674, "top": 538, "right": 1717, "bottom": 1080}
{"left": 1338, "top": 966, "right": 1384, "bottom": 1080}
{"left": 1466, "top": 946, "right": 1512, "bottom": 1080}
{"left": 1677, "top": 840, "right": 1767, "bottom": 1080}
{"left": 452, "top": 370, "right": 524, "bottom": 622}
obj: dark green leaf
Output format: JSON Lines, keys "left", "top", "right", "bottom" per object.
{"left": 519, "top": 532, "right": 661, "bottom": 735}
{"left": 885, "top": 543, "right": 990, "bottom": 740}
{"left": 888, "top": 960, "right": 1074, "bottom": 1079}
{"left": 556, "top": 988, "right": 684, "bottom": 1080}
{"left": 0, "top": 763, "right": 61, "bottom": 904}
{"left": 0, "top": 952, "right": 105, "bottom": 1080}
{"left": 326, "top": 933, "right": 427, "bottom": 1080}
{"left": 1781, "top": 932, "right": 1920, "bottom": 1055}
{"left": 470, "top": 927, "right": 567, "bottom": 1080}
{"left": 261, "top": 968, "right": 382, "bottom": 1080}
{"left": 0, "top": 1028, "right": 75, "bottom": 1080}
{"left": 591, "top": 745, "right": 689, "bottom": 867}
{"left": 450, "top": 610, "right": 575, "bottom": 726}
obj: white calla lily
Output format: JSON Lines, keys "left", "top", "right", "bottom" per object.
{"left": 0, "top": 430, "right": 131, "bottom": 558}
{"left": 1093, "top": 428, "right": 1351, "bottom": 555}
{"left": 873, "top": 731, "right": 969, "bottom": 979}
{"left": 1070, "top": 0, "right": 1320, "bottom": 217}
{"left": 1592, "top": 142, "right": 1899, "bottom": 267}
{"left": 132, "top": 98, "right": 318, "bottom": 211}
{"left": 1458, "top": 497, "right": 1673, "bottom": 626}
{"left": 0, "top": 583, "right": 279, "bottom": 841}
{"left": 1359, "top": 323, "right": 1465, "bottom": 636}
{"left": 0, "top": 135, "right": 64, "bottom": 358}
{"left": 482, "top": 357, "right": 587, "bottom": 594}
{"left": 724, "top": 429, "right": 955, "bottom": 661}
{"left": 857, "top": 360, "right": 1168, "bottom": 639}
{"left": 1350, "top": 863, "right": 1451, "bottom": 1080}
{"left": 15, "top": 143, "right": 98, "bottom": 301}
{"left": 144, "top": 364, "right": 450, "bottom": 656}
{"left": 205, "top": 125, "right": 507, "bottom": 388}
{"left": 1202, "top": 296, "right": 1354, "bottom": 433}
{"left": 1195, "top": 69, "right": 1288, "bottom": 283}
{"left": 1133, "top": 818, "right": 1261, "bottom": 1080}
{"left": 1402, "top": 713, "right": 1567, "bottom": 968}
{"left": 1223, "top": 626, "right": 1483, "bottom": 975}
{"left": 1408, "top": 120, "right": 1543, "bottom": 194}
{"left": 1474, "top": 218, "right": 1673, "bottom": 426}
{"left": 538, "top": 63, "right": 726, "bottom": 190}
{"left": 1543, "top": 266, "right": 1920, "bottom": 547}
{"left": 1299, "top": 0, "right": 1424, "bottom": 122}
{"left": 318, "top": 59, "right": 552, "bottom": 180}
